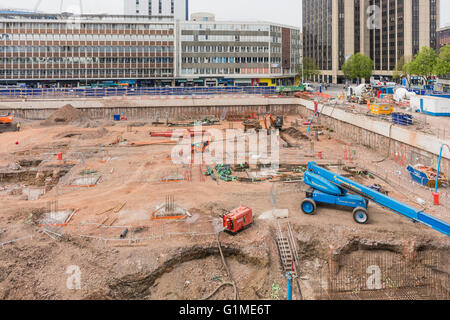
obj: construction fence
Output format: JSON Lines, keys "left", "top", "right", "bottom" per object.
{"left": 0, "top": 86, "right": 277, "bottom": 99}
{"left": 321, "top": 99, "right": 450, "bottom": 141}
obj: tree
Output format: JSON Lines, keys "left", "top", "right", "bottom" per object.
{"left": 408, "top": 46, "right": 438, "bottom": 84}
{"left": 298, "top": 57, "right": 319, "bottom": 81}
{"left": 393, "top": 56, "right": 413, "bottom": 86}
{"left": 341, "top": 53, "right": 374, "bottom": 83}
{"left": 434, "top": 44, "right": 450, "bottom": 77}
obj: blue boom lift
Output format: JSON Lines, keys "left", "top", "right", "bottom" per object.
{"left": 301, "top": 162, "right": 450, "bottom": 236}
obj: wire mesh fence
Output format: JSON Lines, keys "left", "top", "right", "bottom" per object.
{"left": 317, "top": 250, "right": 449, "bottom": 300}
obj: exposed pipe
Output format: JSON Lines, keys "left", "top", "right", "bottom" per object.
{"left": 286, "top": 272, "right": 293, "bottom": 300}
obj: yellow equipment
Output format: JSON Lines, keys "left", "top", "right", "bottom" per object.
{"left": 370, "top": 103, "right": 394, "bottom": 115}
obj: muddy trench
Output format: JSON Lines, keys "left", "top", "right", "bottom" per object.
{"left": 96, "top": 244, "right": 271, "bottom": 300}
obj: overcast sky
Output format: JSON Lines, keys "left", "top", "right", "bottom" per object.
{"left": 1, "top": 0, "right": 449, "bottom": 28}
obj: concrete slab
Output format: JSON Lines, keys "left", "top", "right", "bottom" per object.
{"left": 69, "top": 176, "right": 100, "bottom": 187}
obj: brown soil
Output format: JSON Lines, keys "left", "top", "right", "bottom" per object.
{"left": 0, "top": 112, "right": 448, "bottom": 300}
{"left": 43, "top": 104, "right": 89, "bottom": 126}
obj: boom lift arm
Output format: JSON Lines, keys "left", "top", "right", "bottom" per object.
{"left": 302, "top": 162, "right": 450, "bottom": 236}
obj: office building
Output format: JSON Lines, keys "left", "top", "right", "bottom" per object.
{"left": 0, "top": 11, "right": 301, "bottom": 87}
{"left": 302, "top": 0, "right": 440, "bottom": 83}
{"left": 177, "top": 13, "right": 301, "bottom": 86}
{"left": 0, "top": 12, "right": 175, "bottom": 86}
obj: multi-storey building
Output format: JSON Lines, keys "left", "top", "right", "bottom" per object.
{"left": 439, "top": 26, "right": 450, "bottom": 48}
{"left": 124, "top": 0, "right": 188, "bottom": 21}
{"left": 177, "top": 13, "right": 301, "bottom": 86}
{"left": 0, "top": 12, "right": 176, "bottom": 86}
{"left": 302, "top": 0, "right": 440, "bottom": 84}
{"left": 0, "top": 11, "right": 301, "bottom": 87}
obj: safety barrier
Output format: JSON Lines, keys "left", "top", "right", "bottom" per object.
{"left": 0, "top": 86, "right": 277, "bottom": 99}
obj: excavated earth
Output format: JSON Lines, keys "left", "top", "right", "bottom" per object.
{"left": 0, "top": 115, "right": 448, "bottom": 300}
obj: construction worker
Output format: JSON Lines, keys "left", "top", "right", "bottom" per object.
{"left": 16, "top": 122, "right": 21, "bottom": 132}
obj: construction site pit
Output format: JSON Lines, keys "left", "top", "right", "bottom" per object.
{"left": 0, "top": 104, "right": 448, "bottom": 300}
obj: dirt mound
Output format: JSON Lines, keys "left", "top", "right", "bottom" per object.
{"left": 43, "top": 105, "right": 88, "bottom": 126}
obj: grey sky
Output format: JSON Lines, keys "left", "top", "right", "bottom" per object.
{"left": 0, "top": 0, "right": 449, "bottom": 27}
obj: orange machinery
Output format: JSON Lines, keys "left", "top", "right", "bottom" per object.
{"left": 223, "top": 207, "right": 253, "bottom": 234}
{"left": 0, "top": 114, "right": 13, "bottom": 126}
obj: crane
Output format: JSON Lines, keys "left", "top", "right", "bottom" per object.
{"left": 300, "top": 162, "right": 450, "bottom": 236}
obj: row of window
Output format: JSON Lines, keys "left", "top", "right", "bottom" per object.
{"left": 182, "top": 56, "right": 278, "bottom": 64}
{"left": 0, "top": 57, "right": 174, "bottom": 64}
{"left": 182, "top": 45, "right": 270, "bottom": 53}
{"left": 181, "top": 45, "right": 284, "bottom": 54}
{"left": 0, "top": 46, "right": 174, "bottom": 53}
{"left": 180, "top": 35, "right": 272, "bottom": 43}
{"left": 0, "top": 69, "right": 174, "bottom": 77}
{"left": 2, "top": 33, "right": 173, "bottom": 41}
{"left": 181, "top": 68, "right": 272, "bottom": 75}
{"left": 0, "top": 22, "right": 174, "bottom": 31}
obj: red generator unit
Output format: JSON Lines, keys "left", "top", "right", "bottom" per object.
{"left": 223, "top": 207, "right": 253, "bottom": 234}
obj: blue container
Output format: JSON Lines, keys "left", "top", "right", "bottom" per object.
{"left": 407, "top": 166, "right": 429, "bottom": 186}
{"left": 113, "top": 114, "right": 121, "bottom": 121}
{"left": 392, "top": 113, "right": 413, "bottom": 126}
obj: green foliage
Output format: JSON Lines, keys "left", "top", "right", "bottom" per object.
{"left": 434, "top": 44, "right": 450, "bottom": 76}
{"left": 408, "top": 46, "right": 438, "bottom": 82}
{"left": 341, "top": 53, "right": 374, "bottom": 80}
{"left": 393, "top": 56, "right": 412, "bottom": 80}
{"left": 298, "top": 57, "right": 319, "bottom": 80}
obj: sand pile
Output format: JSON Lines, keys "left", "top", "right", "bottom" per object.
{"left": 43, "top": 104, "right": 88, "bottom": 126}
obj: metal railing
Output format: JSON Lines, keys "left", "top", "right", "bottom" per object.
{"left": 0, "top": 86, "right": 278, "bottom": 99}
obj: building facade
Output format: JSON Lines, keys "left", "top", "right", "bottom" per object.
{"left": 124, "top": 0, "right": 188, "bottom": 21}
{"left": 0, "top": 12, "right": 301, "bottom": 87}
{"left": 438, "top": 26, "right": 450, "bottom": 47}
{"left": 178, "top": 14, "right": 301, "bottom": 87}
{"left": 0, "top": 13, "right": 176, "bottom": 86}
{"left": 302, "top": 0, "right": 440, "bottom": 83}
